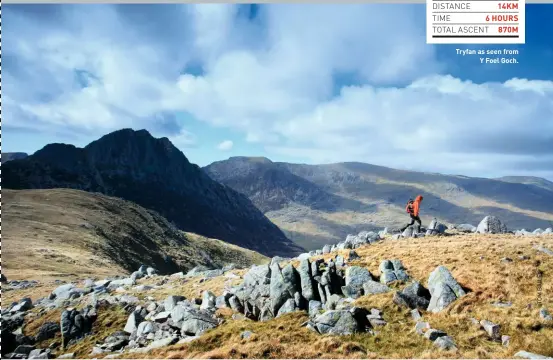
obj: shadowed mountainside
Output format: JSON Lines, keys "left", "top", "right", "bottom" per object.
{"left": 205, "top": 157, "right": 553, "bottom": 250}
{"left": 2, "top": 130, "right": 304, "bottom": 258}
{"left": 2, "top": 152, "right": 29, "bottom": 163}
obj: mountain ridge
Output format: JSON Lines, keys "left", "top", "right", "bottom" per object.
{"left": 2, "top": 129, "right": 304, "bottom": 258}
{"left": 204, "top": 157, "right": 553, "bottom": 250}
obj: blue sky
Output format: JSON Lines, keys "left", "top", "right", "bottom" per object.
{"left": 3, "top": 4, "right": 553, "bottom": 180}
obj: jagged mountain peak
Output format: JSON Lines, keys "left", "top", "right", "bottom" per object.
{"left": 3, "top": 130, "right": 304, "bottom": 257}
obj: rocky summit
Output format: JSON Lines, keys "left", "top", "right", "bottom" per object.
{"left": 2, "top": 214, "right": 552, "bottom": 359}
{"left": 2, "top": 129, "right": 303, "bottom": 258}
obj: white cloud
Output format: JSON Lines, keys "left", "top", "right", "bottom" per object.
{"left": 217, "top": 140, "right": 234, "bottom": 151}
{"left": 3, "top": 5, "right": 553, "bottom": 179}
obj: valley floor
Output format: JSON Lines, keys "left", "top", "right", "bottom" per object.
{"left": 3, "top": 233, "right": 553, "bottom": 359}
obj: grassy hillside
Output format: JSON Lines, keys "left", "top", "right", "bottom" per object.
{"left": 2, "top": 189, "right": 268, "bottom": 282}
{"left": 17, "top": 233, "right": 552, "bottom": 359}
{"left": 124, "top": 233, "right": 553, "bottom": 359}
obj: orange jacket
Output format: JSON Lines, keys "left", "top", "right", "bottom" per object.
{"left": 412, "top": 195, "right": 423, "bottom": 216}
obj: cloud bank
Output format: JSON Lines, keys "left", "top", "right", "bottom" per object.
{"left": 3, "top": 4, "right": 553, "bottom": 179}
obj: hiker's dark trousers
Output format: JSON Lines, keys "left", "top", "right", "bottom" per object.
{"left": 401, "top": 214, "right": 421, "bottom": 231}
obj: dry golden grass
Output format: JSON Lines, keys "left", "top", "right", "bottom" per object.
{"left": 127, "top": 233, "right": 553, "bottom": 359}
{"left": 3, "top": 189, "right": 268, "bottom": 283}
{"left": 127, "top": 269, "right": 248, "bottom": 301}
{"left": 10, "top": 232, "right": 553, "bottom": 359}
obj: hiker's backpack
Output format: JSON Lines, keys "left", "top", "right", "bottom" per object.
{"left": 406, "top": 200, "right": 414, "bottom": 214}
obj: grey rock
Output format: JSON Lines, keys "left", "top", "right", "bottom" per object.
{"left": 57, "top": 353, "right": 76, "bottom": 359}
{"left": 136, "top": 321, "right": 155, "bottom": 337}
{"left": 313, "top": 310, "right": 360, "bottom": 335}
{"left": 427, "top": 266, "right": 466, "bottom": 313}
{"left": 269, "top": 262, "right": 293, "bottom": 315}
{"left": 277, "top": 299, "right": 297, "bottom": 317}
{"left": 36, "top": 322, "right": 60, "bottom": 342}
{"left": 308, "top": 300, "right": 323, "bottom": 318}
{"left": 427, "top": 218, "right": 448, "bottom": 235}
{"left": 322, "top": 245, "right": 331, "bottom": 254}
{"left": 415, "top": 321, "right": 430, "bottom": 335}
{"left": 345, "top": 266, "right": 373, "bottom": 294}
{"left": 11, "top": 298, "right": 34, "bottom": 313}
{"left": 200, "top": 291, "right": 216, "bottom": 310}
{"left": 411, "top": 309, "right": 422, "bottom": 321}
{"left": 164, "top": 295, "right": 186, "bottom": 312}
{"left": 393, "top": 281, "right": 431, "bottom": 310}
{"left": 28, "top": 349, "right": 52, "bottom": 359}
{"left": 229, "top": 296, "right": 244, "bottom": 313}
{"left": 476, "top": 216, "right": 507, "bottom": 234}
{"left": 502, "top": 335, "right": 511, "bottom": 347}
{"left": 363, "top": 280, "right": 391, "bottom": 295}
{"left": 124, "top": 311, "right": 143, "bottom": 334}
{"left": 379, "top": 260, "right": 409, "bottom": 284}
{"left": 215, "top": 295, "right": 230, "bottom": 309}
{"left": 180, "top": 310, "right": 219, "bottom": 336}
{"left": 243, "top": 264, "right": 271, "bottom": 287}
{"left": 240, "top": 330, "right": 254, "bottom": 340}
{"left": 298, "top": 259, "right": 316, "bottom": 302}
{"left": 341, "top": 285, "right": 363, "bottom": 299}
{"left": 434, "top": 336, "right": 457, "bottom": 351}
{"left": 534, "top": 246, "right": 553, "bottom": 256}
{"left": 14, "top": 345, "right": 36, "bottom": 355}
{"left": 514, "top": 351, "right": 553, "bottom": 359}
{"left": 539, "top": 308, "right": 553, "bottom": 321}
{"left": 480, "top": 320, "right": 501, "bottom": 340}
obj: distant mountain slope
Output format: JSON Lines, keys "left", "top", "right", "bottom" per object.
{"left": 2, "top": 152, "right": 29, "bottom": 163}
{"left": 496, "top": 176, "right": 553, "bottom": 192}
{"left": 2, "top": 129, "right": 303, "bottom": 257}
{"left": 205, "top": 158, "right": 553, "bottom": 250}
{"left": 2, "top": 189, "right": 269, "bottom": 280}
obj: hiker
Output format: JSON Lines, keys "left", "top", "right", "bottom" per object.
{"left": 400, "top": 195, "right": 423, "bottom": 232}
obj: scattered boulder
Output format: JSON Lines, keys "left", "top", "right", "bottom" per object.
{"left": 427, "top": 266, "right": 466, "bottom": 313}
{"left": 476, "top": 216, "right": 507, "bottom": 234}
{"left": 534, "top": 246, "right": 553, "bottom": 256}
{"left": 427, "top": 218, "right": 447, "bottom": 235}
{"left": 434, "top": 336, "right": 457, "bottom": 351}
{"left": 480, "top": 320, "right": 501, "bottom": 340}
{"left": 35, "top": 322, "right": 61, "bottom": 342}
{"left": 307, "top": 309, "right": 362, "bottom": 335}
{"left": 379, "top": 260, "right": 410, "bottom": 284}
{"left": 539, "top": 308, "right": 553, "bottom": 321}
{"left": 344, "top": 266, "right": 373, "bottom": 297}
{"left": 514, "top": 351, "right": 553, "bottom": 359}
{"left": 393, "top": 281, "right": 431, "bottom": 311}
{"left": 363, "top": 280, "right": 391, "bottom": 295}
{"left": 240, "top": 330, "right": 254, "bottom": 340}
{"left": 61, "top": 306, "right": 97, "bottom": 346}
{"left": 10, "top": 298, "right": 34, "bottom": 313}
